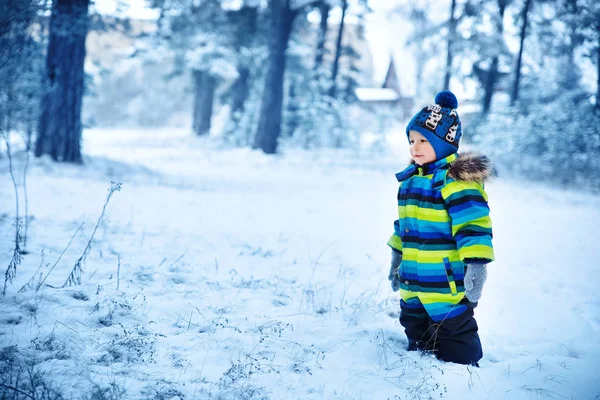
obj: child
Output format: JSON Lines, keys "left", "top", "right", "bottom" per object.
{"left": 387, "top": 90, "right": 494, "bottom": 366}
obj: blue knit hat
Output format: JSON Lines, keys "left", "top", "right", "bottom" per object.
{"left": 406, "top": 90, "right": 462, "bottom": 160}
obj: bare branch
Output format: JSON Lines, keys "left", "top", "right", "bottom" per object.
{"left": 0, "top": 45, "right": 26, "bottom": 71}
{"left": 0, "top": 1, "right": 50, "bottom": 28}
{"left": 63, "top": 182, "right": 122, "bottom": 287}
{"left": 0, "top": 383, "right": 35, "bottom": 400}
{"left": 38, "top": 221, "right": 85, "bottom": 290}
{"left": 1, "top": 128, "right": 23, "bottom": 296}
{"left": 19, "top": 132, "right": 31, "bottom": 249}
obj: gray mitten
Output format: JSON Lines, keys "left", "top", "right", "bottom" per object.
{"left": 464, "top": 263, "right": 487, "bottom": 302}
{"left": 388, "top": 249, "right": 402, "bottom": 292}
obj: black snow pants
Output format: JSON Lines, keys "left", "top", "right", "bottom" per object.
{"left": 399, "top": 297, "right": 482, "bottom": 365}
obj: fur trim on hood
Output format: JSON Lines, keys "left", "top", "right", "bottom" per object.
{"left": 447, "top": 153, "right": 495, "bottom": 182}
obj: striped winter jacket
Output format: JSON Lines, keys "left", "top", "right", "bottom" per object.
{"left": 388, "top": 153, "right": 494, "bottom": 321}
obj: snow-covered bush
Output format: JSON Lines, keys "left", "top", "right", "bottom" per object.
{"left": 473, "top": 69, "right": 600, "bottom": 192}
{"left": 283, "top": 83, "right": 360, "bottom": 150}
{"left": 279, "top": 37, "right": 362, "bottom": 151}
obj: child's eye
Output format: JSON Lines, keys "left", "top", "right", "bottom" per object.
{"left": 409, "top": 140, "right": 415, "bottom": 144}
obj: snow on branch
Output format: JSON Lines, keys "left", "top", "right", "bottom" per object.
{"left": 186, "top": 36, "right": 239, "bottom": 80}
{"left": 290, "top": 0, "right": 323, "bottom": 11}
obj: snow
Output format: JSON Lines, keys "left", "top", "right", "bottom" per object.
{"left": 1, "top": 128, "right": 600, "bottom": 399}
{"left": 92, "top": 0, "right": 160, "bottom": 20}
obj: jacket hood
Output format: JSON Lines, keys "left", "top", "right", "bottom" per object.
{"left": 447, "top": 153, "right": 495, "bottom": 183}
{"left": 396, "top": 153, "right": 494, "bottom": 183}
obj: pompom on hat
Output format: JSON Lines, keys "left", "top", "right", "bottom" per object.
{"left": 406, "top": 90, "right": 462, "bottom": 160}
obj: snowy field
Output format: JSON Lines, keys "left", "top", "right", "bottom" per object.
{"left": 1, "top": 128, "right": 599, "bottom": 399}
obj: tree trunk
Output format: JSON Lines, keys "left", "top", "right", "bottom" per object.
{"left": 314, "top": 3, "right": 330, "bottom": 71}
{"left": 482, "top": 57, "right": 499, "bottom": 115}
{"left": 443, "top": 0, "right": 457, "bottom": 91}
{"left": 566, "top": 0, "right": 578, "bottom": 69}
{"left": 252, "top": 0, "right": 296, "bottom": 154}
{"left": 5, "top": 82, "right": 13, "bottom": 134}
{"left": 511, "top": 0, "right": 532, "bottom": 105}
{"left": 35, "top": 0, "right": 89, "bottom": 163}
{"left": 482, "top": 0, "right": 507, "bottom": 116}
{"left": 596, "top": 33, "right": 600, "bottom": 112}
{"left": 285, "top": 78, "right": 300, "bottom": 138}
{"left": 231, "top": 67, "right": 250, "bottom": 117}
{"left": 193, "top": 70, "right": 216, "bottom": 136}
{"left": 328, "top": 0, "right": 347, "bottom": 97}
{"left": 230, "top": 5, "right": 258, "bottom": 117}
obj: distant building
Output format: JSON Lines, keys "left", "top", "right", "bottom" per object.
{"left": 304, "top": 19, "right": 415, "bottom": 120}
{"left": 355, "top": 58, "right": 414, "bottom": 120}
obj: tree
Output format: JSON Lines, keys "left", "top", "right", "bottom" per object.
{"left": 0, "top": 0, "right": 45, "bottom": 143}
{"left": 187, "top": 4, "right": 227, "bottom": 137}
{"left": 596, "top": 24, "right": 600, "bottom": 111}
{"left": 314, "top": 2, "right": 331, "bottom": 71}
{"left": 405, "top": 1, "right": 436, "bottom": 100}
{"left": 443, "top": 0, "right": 458, "bottom": 90}
{"left": 562, "top": 0, "right": 582, "bottom": 70}
{"left": 36, "top": 0, "right": 90, "bottom": 163}
{"left": 228, "top": 5, "right": 259, "bottom": 118}
{"left": 253, "top": 0, "right": 321, "bottom": 154}
{"left": 577, "top": 0, "right": 600, "bottom": 110}
{"left": 481, "top": 0, "right": 510, "bottom": 115}
{"left": 404, "top": 0, "right": 495, "bottom": 97}
{"left": 192, "top": 70, "right": 217, "bottom": 135}
{"left": 532, "top": 0, "right": 596, "bottom": 100}
{"left": 187, "top": 41, "right": 237, "bottom": 136}
{"left": 339, "top": 42, "right": 361, "bottom": 103}
{"left": 405, "top": 0, "right": 513, "bottom": 113}
{"left": 596, "top": 22, "right": 600, "bottom": 111}
{"left": 281, "top": 2, "right": 365, "bottom": 149}
{"left": 511, "top": 0, "right": 533, "bottom": 105}
{"left": 150, "top": 0, "right": 235, "bottom": 136}
{"left": 328, "top": 0, "right": 348, "bottom": 97}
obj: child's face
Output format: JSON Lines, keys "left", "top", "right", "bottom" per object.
{"left": 409, "top": 130, "right": 437, "bottom": 165}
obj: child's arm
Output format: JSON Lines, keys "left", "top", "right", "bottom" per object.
{"left": 441, "top": 180, "right": 494, "bottom": 264}
{"left": 387, "top": 219, "right": 403, "bottom": 253}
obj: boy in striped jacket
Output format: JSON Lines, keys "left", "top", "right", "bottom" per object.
{"left": 387, "top": 90, "right": 494, "bottom": 365}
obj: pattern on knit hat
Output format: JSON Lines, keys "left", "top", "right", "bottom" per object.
{"left": 406, "top": 91, "right": 462, "bottom": 161}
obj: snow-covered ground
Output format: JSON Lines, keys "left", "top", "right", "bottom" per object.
{"left": 1, "top": 128, "right": 599, "bottom": 399}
